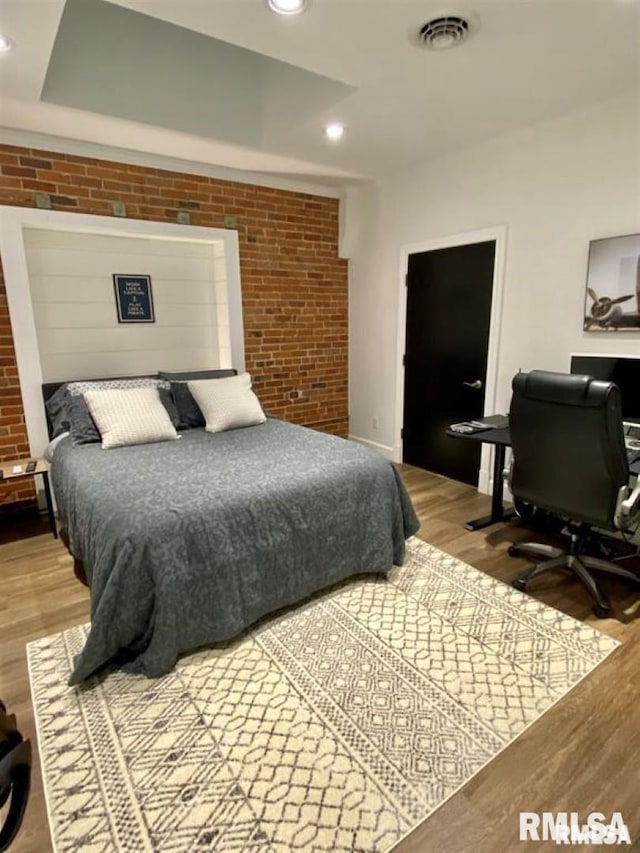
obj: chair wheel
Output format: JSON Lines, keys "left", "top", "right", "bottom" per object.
{"left": 593, "top": 604, "right": 610, "bottom": 619}
{"left": 508, "top": 545, "right": 520, "bottom": 557}
{"left": 511, "top": 578, "right": 527, "bottom": 591}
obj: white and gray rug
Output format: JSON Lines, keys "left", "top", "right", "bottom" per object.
{"left": 28, "top": 538, "right": 618, "bottom": 852}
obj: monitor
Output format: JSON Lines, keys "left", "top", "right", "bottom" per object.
{"left": 570, "top": 354, "right": 640, "bottom": 424}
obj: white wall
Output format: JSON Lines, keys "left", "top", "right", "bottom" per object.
{"left": 349, "top": 91, "right": 640, "bottom": 469}
{"left": 23, "top": 228, "right": 230, "bottom": 380}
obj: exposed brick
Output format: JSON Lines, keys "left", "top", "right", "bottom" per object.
{"left": 2, "top": 165, "right": 37, "bottom": 178}
{"left": 19, "top": 156, "right": 53, "bottom": 170}
{"left": 21, "top": 179, "right": 58, "bottom": 193}
{"left": 50, "top": 195, "right": 79, "bottom": 207}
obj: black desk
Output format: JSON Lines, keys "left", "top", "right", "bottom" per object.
{"left": 446, "top": 424, "right": 514, "bottom": 530}
{"left": 446, "top": 421, "right": 640, "bottom": 531}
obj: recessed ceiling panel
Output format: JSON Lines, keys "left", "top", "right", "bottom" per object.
{"left": 41, "top": 0, "right": 356, "bottom": 148}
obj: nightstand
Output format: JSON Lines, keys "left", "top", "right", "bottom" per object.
{"left": 0, "top": 458, "right": 57, "bottom": 538}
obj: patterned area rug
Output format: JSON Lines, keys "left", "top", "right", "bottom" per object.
{"left": 28, "top": 538, "right": 618, "bottom": 852}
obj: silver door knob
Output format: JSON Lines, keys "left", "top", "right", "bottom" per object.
{"left": 463, "top": 379, "right": 483, "bottom": 390}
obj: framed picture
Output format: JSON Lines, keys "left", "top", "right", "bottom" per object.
{"left": 584, "top": 233, "right": 640, "bottom": 331}
{"left": 113, "top": 274, "right": 155, "bottom": 323}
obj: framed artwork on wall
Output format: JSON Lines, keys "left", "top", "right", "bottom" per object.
{"left": 584, "top": 233, "right": 640, "bottom": 331}
{"left": 113, "top": 274, "right": 155, "bottom": 323}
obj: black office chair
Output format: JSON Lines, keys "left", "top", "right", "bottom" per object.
{"left": 507, "top": 369, "right": 640, "bottom": 617}
{"left": 0, "top": 700, "right": 31, "bottom": 852}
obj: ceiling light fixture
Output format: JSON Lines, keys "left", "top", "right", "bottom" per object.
{"left": 268, "top": 0, "right": 308, "bottom": 15}
{"left": 0, "top": 34, "right": 14, "bottom": 53}
{"left": 323, "top": 123, "right": 345, "bottom": 142}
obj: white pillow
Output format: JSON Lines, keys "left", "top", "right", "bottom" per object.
{"left": 83, "top": 387, "right": 179, "bottom": 449}
{"left": 188, "top": 373, "right": 266, "bottom": 433}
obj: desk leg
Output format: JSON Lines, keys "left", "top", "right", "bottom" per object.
{"left": 464, "top": 444, "right": 516, "bottom": 531}
{"left": 41, "top": 470, "right": 57, "bottom": 539}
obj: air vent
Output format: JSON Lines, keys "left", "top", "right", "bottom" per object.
{"left": 414, "top": 12, "right": 479, "bottom": 50}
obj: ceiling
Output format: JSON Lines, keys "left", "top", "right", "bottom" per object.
{"left": 0, "top": 0, "right": 638, "bottom": 185}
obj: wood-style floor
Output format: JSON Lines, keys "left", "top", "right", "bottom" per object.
{"left": 1, "top": 466, "right": 639, "bottom": 852}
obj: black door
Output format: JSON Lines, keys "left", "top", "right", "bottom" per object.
{"left": 403, "top": 241, "right": 495, "bottom": 486}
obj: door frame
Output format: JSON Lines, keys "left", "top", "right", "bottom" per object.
{"left": 394, "top": 225, "right": 508, "bottom": 494}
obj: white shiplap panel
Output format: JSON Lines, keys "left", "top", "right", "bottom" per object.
{"left": 29, "top": 275, "right": 217, "bottom": 305}
{"left": 24, "top": 248, "right": 215, "bottom": 281}
{"left": 25, "top": 228, "right": 222, "bottom": 381}
{"left": 43, "top": 348, "right": 220, "bottom": 382}
{"left": 38, "top": 325, "right": 215, "bottom": 355}
{"left": 23, "top": 228, "right": 218, "bottom": 258}
{"left": 33, "top": 301, "right": 215, "bottom": 329}
{"left": 29, "top": 275, "right": 114, "bottom": 304}
{"left": 137, "top": 279, "right": 216, "bottom": 306}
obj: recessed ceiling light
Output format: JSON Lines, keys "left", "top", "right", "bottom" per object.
{"left": 0, "top": 34, "right": 14, "bottom": 53}
{"left": 268, "top": 0, "right": 308, "bottom": 15}
{"left": 324, "top": 123, "right": 345, "bottom": 142}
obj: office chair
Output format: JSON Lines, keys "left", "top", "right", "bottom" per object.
{"left": 0, "top": 700, "right": 31, "bottom": 852}
{"left": 507, "top": 370, "right": 640, "bottom": 617}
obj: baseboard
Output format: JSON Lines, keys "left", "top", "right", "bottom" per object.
{"left": 349, "top": 435, "right": 396, "bottom": 461}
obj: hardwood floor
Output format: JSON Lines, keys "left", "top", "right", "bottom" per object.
{"left": 395, "top": 466, "right": 640, "bottom": 853}
{"left": 1, "top": 469, "right": 639, "bottom": 852}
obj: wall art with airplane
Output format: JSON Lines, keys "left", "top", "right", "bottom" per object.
{"left": 584, "top": 233, "right": 640, "bottom": 331}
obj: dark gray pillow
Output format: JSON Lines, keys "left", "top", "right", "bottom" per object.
{"left": 159, "top": 389, "right": 181, "bottom": 431}
{"left": 159, "top": 369, "right": 236, "bottom": 429}
{"left": 67, "top": 393, "right": 100, "bottom": 445}
{"left": 45, "top": 385, "right": 71, "bottom": 439}
{"left": 68, "top": 387, "right": 181, "bottom": 445}
{"left": 170, "top": 383, "right": 205, "bottom": 429}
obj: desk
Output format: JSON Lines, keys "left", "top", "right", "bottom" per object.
{"left": 446, "top": 421, "right": 640, "bottom": 531}
{"left": 446, "top": 424, "right": 515, "bottom": 530}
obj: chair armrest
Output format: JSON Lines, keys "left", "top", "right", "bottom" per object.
{"left": 615, "top": 481, "right": 640, "bottom": 529}
{"left": 503, "top": 453, "right": 513, "bottom": 488}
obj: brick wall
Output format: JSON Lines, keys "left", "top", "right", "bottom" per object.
{"left": 0, "top": 144, "right": 348, "bottom": 506}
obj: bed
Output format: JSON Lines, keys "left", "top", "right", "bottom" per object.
{"left": 45, "top": 380, "right": 419, "bottom": 685}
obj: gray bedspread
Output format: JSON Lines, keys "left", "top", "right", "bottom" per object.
{"left": 51, "top": 419, "right": 419, "bottom": 684}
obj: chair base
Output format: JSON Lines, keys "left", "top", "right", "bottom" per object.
{"left": 509, "top": 536, "right": 640, "bottom": 618}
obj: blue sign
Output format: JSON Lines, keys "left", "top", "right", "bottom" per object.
{"left": 113, "top": 274, "right": 155, "bottom": 323}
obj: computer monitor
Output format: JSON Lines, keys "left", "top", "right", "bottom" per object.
{"left": 570, "top": 354, "right": 640, "bottom": 424}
